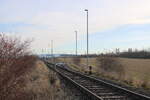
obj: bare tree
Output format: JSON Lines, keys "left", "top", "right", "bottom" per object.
{"left": 0, "top": 33, "right": 37, "bottom": 100}
{"left": 0, "top": 34, "right": 31, "bottom": 65}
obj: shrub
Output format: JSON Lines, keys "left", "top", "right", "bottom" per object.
{"left": 96, "top": 56, "right": 125, "bottom": 79}
{"left": 0, "top": 33, "right": 36, "bottom": 100}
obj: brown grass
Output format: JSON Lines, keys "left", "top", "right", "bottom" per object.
{"left": 0, "top": 58, "right": 80, "bottom": 100}
{"left": 118, "top": 58, "right": 150, "bottom": 88}
{"left": 23, "top": 60, "right": 80, "bottom": 100}
{"left": 56, "top": 57, "right": 150, "bottom": 89}
{"left": 0, "top": 56, "right": 37, "bottom": 100}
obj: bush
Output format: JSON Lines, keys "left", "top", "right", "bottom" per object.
{"left": 0, "top": 33, "right": 37, "bottom": 100}
{"left": 96, "top": 56, "right": 125, "bottom": 79}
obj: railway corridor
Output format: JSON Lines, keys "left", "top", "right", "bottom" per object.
{"left": 44, "top": 61, "right": 150, "bottom": 100}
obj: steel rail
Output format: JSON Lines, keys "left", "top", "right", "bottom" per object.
{"left": 44, "top": 61, "right": 150, "bottom": 100}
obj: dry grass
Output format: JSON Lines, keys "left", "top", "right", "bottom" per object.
{"left": 23, "top": 60, "right": 54, "bottom": 100}
{"left": 0, "top": 56, "right": 37, "bottom": 100}
{"left": 118, "top": 58, "right": 150, "bottom": 88}
{"left": 56, "top": 57, "right": 150, "bottom": 89}
{"left": 24, "top": 60, "right": 79, "bottom": 100}
{"left": 1, "top": 59, "right": 81, "bottom": 100}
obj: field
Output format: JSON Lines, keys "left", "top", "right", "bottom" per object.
{"left": 54, "top": 57, "right": 150, "bottom": 89}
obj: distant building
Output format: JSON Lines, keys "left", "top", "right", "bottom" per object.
{"left": 116, "top": 48, "right": 120, "bottom": 54}
{"left": 128, "top": 48, "right": 132, "bottom": 52}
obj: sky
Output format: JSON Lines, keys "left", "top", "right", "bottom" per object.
{"left": 0, "top": 0, "right": 150, "bottom": 54}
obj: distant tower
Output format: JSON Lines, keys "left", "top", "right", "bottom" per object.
{"left": 75, "top": 31, "right": 78, "bottom": 56}
{"left": 135, "top": 48, "right": 138, "bottom": 52}
{"left": 128, "top": 48, "right": 132, "bottom": 53}
{"left": 116, "top": 48, "right": 120, "bottom": 54}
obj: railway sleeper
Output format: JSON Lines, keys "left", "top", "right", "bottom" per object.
{"left": 97, "top": 93, "right": 122, "bottom": 97}
{"left": 71, "top": 76, "right": 84, "bottom": 79}
{"left": 75, "top": 81, "right": 92, "bottom": 85}
{"left": 91, "top": 90, "right": 118, "bottom": 94}
{"left": 88, "top": 88, "right": 112, "bottom": 92}
{"left": 87, "top": 87, "right": 106, "bottom": 90}
{"left": 79, "top": 80, "right": 93, "bottom": 82}
{"left": 84, "top": 85, "right": 103, "bottom": 88}
{"left": 101, "top": 95, "right": 127, "bottom": 100}
{"left": 74, "top": 78, "right": 88, "bottom": 81}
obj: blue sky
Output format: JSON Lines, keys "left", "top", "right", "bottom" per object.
{"left": 0, "top": 0, "right": 150, "bottom": 54}
{"left": 57, "top": 23, "right": 150, "bottom": 54}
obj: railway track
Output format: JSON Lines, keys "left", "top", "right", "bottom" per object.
{"left": 44, "top": 61, "right": 150, "bottom": 100}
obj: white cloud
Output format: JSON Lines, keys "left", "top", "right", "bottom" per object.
{"left": 1, "top": 0, "right": 150, "bottom": 53}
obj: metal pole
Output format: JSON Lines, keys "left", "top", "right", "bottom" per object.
{"left": 75, "top": 31, "right": 78, "bottom": 56}
{"left": 48, "top": 44, "right": 50, "bottom": 58}
{"left": 42, "top": 49, "right": 44, "bottom": 59}
{"left": 85, "top": 9, "right": 89, "bottom": 68}
{"left": 51, "top": 40, "right": 56, "bottom": 69}
{"left": 51, "top": 40, "right": 53, "bottom": 63}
